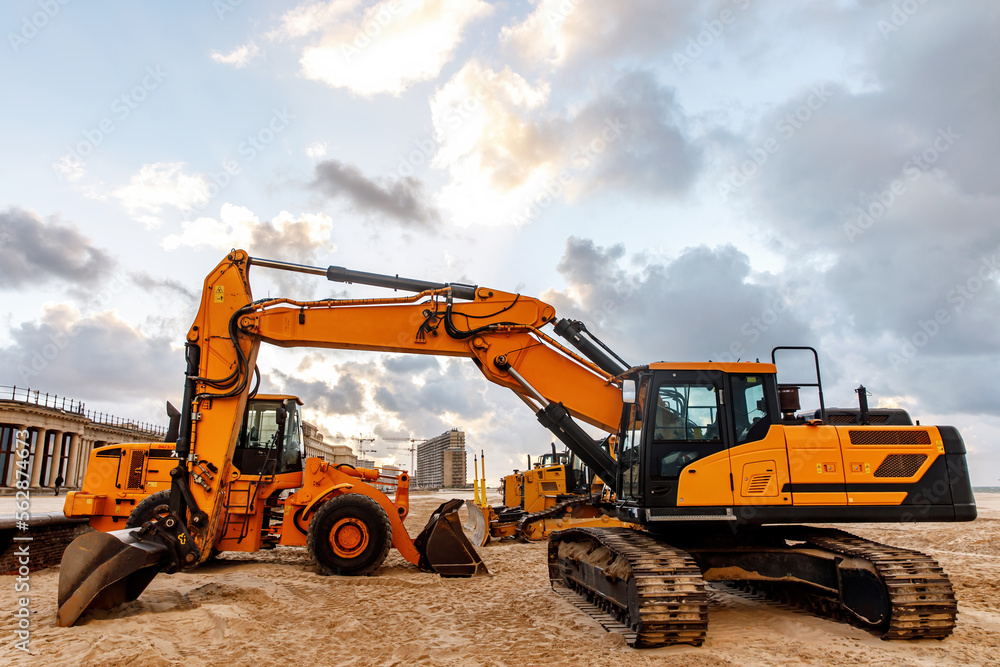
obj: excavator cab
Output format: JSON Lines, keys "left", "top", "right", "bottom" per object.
{"left": 234, "top": 396, "right": 304, "bottom": 477}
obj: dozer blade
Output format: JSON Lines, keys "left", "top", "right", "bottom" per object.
{"left": 414, "top": 499, "right": 489, "bottom": 577}
{"left": 57, "top": 528, "right": 169, "bottom": 627}
{"left": 463, "top": 501, "right": 491, "bottom": 547}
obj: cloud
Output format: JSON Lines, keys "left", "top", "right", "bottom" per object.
{"left": 542, "top": 237, "right": 812, "bottom": 365}
{"left": 0, "top": 304, "right": 178, "bottom": 402}
{"left": 113, "top": 162, "right": 211, "bottom": 228}
{"left": 267, "top": 368, "right": 365, "bottom": 416}
{"left": 53, "top": 155, "right": 85, "bottom": 183}
{"left": 311, "top": 159, "right": 438, "bottom": 225}
{"left": 130, "top": 272, "right": 199, "bottom": 301}
{"left": 269, "top": 0, "right": 361, "bottom": 39}
{"left": 306, "top": 142, "right": 328, "bottom": 159}
{"left": 500, "top": 0, "right": 693, "bottom": 69}
{"left": 211, "top": 42, "right": 261, "bottom": 68}
{"left": 289, "top": 0, "right": 492, "bottom": 96}
{"left": 0, "top": 208, "right": 114, "bottom": 289}
{"left": 163, "top": 203, "right": 333, "bottom": 259}
{"left": 163, "top": 204, "right": 335, "bottom": 296}
{"left": 430, "top": 63, "right": 700, "bottom": 225}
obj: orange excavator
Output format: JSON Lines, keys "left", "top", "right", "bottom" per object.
{"left": 59, "top": 250, "right": 977, "bottom": 648}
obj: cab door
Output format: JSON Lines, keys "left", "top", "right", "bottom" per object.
{"left": 645, "top": 370, "right": 733, "bottom": 508}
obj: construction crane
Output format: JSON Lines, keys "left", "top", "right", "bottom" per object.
{"left": 330, "top": 434, "right": 377, "bottom": 463}
{"left": 383, "top": 436, "right": 428, "bottom": 485}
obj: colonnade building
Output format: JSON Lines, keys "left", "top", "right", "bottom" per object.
{"left": 0, "top": 387, "right": 165, "bottom": 491}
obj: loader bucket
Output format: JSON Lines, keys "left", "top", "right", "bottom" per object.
{"left": 463, "top": 501, "right": 491, "bottom": 547}
{"left": 414, "top": 499, "right": 489, "bottom": 577}
{"left": 57, "top": 528, "right": 169, "bottom": 627}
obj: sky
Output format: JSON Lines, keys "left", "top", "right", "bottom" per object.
{"left": 1, "top": 1, "right": 998, "bottom": 485}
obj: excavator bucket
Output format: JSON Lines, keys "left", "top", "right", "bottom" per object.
{"left": 463, "top": 501, "right": 491, "bottom": 547}
{"left": 414, "top": 499, "right": 488, "bottom": 577}
{"left": 57, "top": 528, "right": 170, "bottom": 627}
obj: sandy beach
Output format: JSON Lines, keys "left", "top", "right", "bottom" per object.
{"left": 2, "top": 492, "right": 999, "bottom": 666}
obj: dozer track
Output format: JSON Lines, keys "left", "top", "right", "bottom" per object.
{"left": 756, "top": 527, "right": 958, "bottom": 640}
{"left": 548, "top": 527, "right": 709, "bottom": 647}
{"left": 516, "top": 493, "right": 608, "bottom": 537}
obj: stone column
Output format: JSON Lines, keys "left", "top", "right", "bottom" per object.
{"left": 11, "top": 425, "right": 29, "bottom": 488}
{"left": 65, "top": 433, "right": 82, "bottom": 486}
{"left": 29, "top": 429, "right": 48, "bottom": 488}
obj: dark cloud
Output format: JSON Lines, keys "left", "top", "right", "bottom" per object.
{"left": 312, "top": 160, "right": 439, "bottom": 226}
{"left": 545, "top": 237, "right": 813, "bottom": 365}
{"left": 0, "top": 208, "right": 114, "bottom": 289}
{"left": 0, "top": 305, "right": 178, "bottom": 402}
{"left": 266, "top": 368, "right": 364, "bottom": 415}
{"left": 719, "top": 3, "right": 1000, "bottom": 363}
{"left": 569, "top": 71, "right": 701, "bottom": 196}
{"left": 130, "top": 272, "right": 199, "bottom": 300}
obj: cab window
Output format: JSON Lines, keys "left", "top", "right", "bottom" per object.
{"left": 649, "top": 383, "right": 722, "bottom": 479}
{"left": 731, "top": 375, "right": 771, "bottom": 444}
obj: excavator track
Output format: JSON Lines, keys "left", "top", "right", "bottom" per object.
{"left": 731, "top": 527, "right": 957, "bottom": 640}
{"left": 548, "top": 527, "right": 709, "bottom": 647}
{"left": 800, "top": 528, "right": 956, "bottom": 639}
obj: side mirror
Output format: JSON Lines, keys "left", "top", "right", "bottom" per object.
{"left": 622, "top": 379, "right": 636, "bottom": 404}
{"left": 275, "top": 406, "right": 287, "bottom": 427}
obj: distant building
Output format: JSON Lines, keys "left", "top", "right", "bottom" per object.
{"left": 416, "top": 428, "right": 466, "bottom": 489}
{"left": 302, "top": 422, "right": 357, "bottom": 466}
{"left": 0, "top": 387, "right": 166, "bottom": 491}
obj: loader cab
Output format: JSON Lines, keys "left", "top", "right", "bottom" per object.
{"left": 234, "top": 395, "right": 304, "bottom": 477}
{"left": 616, "top": 364, "right": 779, "bottom": 510}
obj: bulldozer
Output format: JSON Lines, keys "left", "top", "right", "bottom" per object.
{"left": 465, "top": 444, "right": 624, "bottom": 544}
{"left": 58, "top": 250, "right": 976, "bottom": 649}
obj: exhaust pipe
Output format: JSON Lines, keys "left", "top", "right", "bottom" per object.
{"left": 57, "top": 528, "right": 170, "bottom": 627}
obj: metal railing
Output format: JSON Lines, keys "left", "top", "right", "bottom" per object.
{"left": 0, "top": 385, "right": 166, "bottom": 437}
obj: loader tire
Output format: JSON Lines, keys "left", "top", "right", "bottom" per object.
{"left": 308, "top": 494, "right": 392, "bottom": 577}
{"left": 126, "top": 490, "right": 171, "bottom": 529}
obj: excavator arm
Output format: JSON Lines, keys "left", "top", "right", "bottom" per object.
{"left": 58, "top": 250, "right": 624, "bottom": 625}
